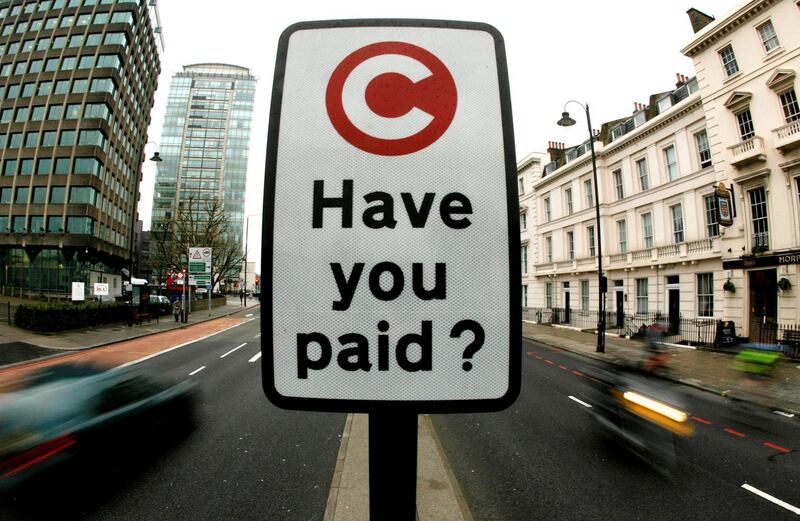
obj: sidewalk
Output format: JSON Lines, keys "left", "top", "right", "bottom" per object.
{"left": 523, "top": 321, "right": 800, "bottom": 414}
{"left": 0, "top": 296, "right": 260, "bottom": 367}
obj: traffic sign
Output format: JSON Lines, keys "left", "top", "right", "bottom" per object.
{"left": 188, "top": 247, "right": 212, "bottom": 273}
{"left": 264, "top": 20, "right": 520, "bottom": 413}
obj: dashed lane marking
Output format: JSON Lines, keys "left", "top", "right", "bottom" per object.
{"left": 724, "top": 427, "right": 746, "bottom": 438}
{"left": 692, "top": 416, "right": 712, "bottom": 425}
{"left": 249, "top": 352, "right": 262, "bottom": 363}
{"left": 245, "top": 313, "right": 254, "bottom": 318}
{"left": 189, "top": 366, "right": 206, "bottom": 376}
{"left": 568, "top": 395, "right": 592, "bottom": 408}
{"left": 741, "top": 484, "right": 800, "bottom": 516}
{"left": 220, "top": 342, "right": 247, "bottom": 358}
{"left": 763, "top": 441, "right": 792, "bottom": 454}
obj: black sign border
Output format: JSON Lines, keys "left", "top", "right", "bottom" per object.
{"left": 262, "top": 19, "right": 520, "bottom": 413}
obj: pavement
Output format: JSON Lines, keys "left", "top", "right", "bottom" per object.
{"left": 1, "top": 306, "right": 797, "bottom": 520}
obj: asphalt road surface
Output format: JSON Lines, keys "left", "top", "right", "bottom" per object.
{"left": 433, "top": 337, "right": 800, "bottom": 521}
{"left": 1, "top": 311, "right": 346, "bottom": 521}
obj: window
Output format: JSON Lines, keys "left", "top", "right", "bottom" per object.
{"left": 545, "top": 282, "right": 553, "bottom": 308}
{"left": 90, "top": 78, "right": 115, "bottom": 94}
{"left": 0, "top": 108, "right": 10, "bottom": 123}
{"left": 78, "top": 130, "right": 106, "bottom": 148}
{"left": 517, "top": 177, "right": 525, "bottom": 195}
{"left": 3, "top": 160, "right": 17, "bottom": 176}
{"left": 72, "top": 79, "right": 88, "bottom": 94}
{"left": 67, "top": 216, "right": 95, "bottom": 235}
{"left": 41, "top": 130, "right": 57, "bottom": 147}
{"left": 520, "top": 211, "right": 527, "bottom": 231}
{"left": 47, "top": 105, "right": 63, "bottom": 120}
{"left": 636, "top": 278, "right": 649, "bottom": 314}
{"left": 521, "top": 244, "right": 528, "bottom": 275}
{"left": 21, "top": 83, "right": 34, "bottom": 97}
{"left": 584, "top": 179, "right": 593, "bottom": 208}
{"left": 78, "top": 56, "right": 94, "bottom": 69}
{"left": 642, "top": 212, "right": 653, "bottom": 249}
{"left": 32, "top": 187, "right": 47, "bottom": 204}
{"left": 757, "top": 20, "right": 780, "bottom": 53}
{"left": 15, "top": 187, "right": 29, "bottom": 204}
{"left": 521, "top": 284, "right": 528, "bottom": 308}
{"left": 671, "top": 204, "right": 684, "bottom": 243}
{"left": 54, "top": 158, "right": 70, "bottom": 175}
{"left": 544, "top": 197, "right": 551, "bottom": 222}
{"left": 664, "top": 146, "right": 678, "bottom": 181}
{"left": 28, "top": 59, "right": 42, "bottom": 73}
{"left": 565, "top": 188, "right": 573, "bottom": 215}
{"left": 97, "top": 54, "right": 121, "bottom": 69}
{"left": 637, "top": 158, "right": 649, "bottom": 190}
{"left": 86, "top": 33, "right": 101, "bottom": 46}
{"left": 51, "top": 35, "right": 66, "bottom": 49}
{"left": 749, "top": 187, "right": 769, "bottom": 249}
{"left": 545, "top": 236, "right": 553, "bottom": 262}
{"left": 8, "top": 133, "right": 21, "bottom": 148}
{"left": 68, "top": 35, "right": 83, "bottom": 48}
{"left": 695, "top": 130, "right": 712, "bottom": 169}
{"left": 0, "top": 187, "right": 10, "bottom": 203}
{"left": 60, "top": 56, "right": 76, "bottom": 71}
{"left": 697, "top": 273, "right": 714, "bottom": 317}
{"left": 580, "top": 280, "right": 589, "bottom": 312}
{"left": 587, "top": 225, "right": 596, "bottom": 257}
{"left": 36, "top": 158, "right": 52, "bottom": 175}
{"left": 50, "top": 186, "right": 65, "bottom": 203}
{"left": 704, "top": 195, "right": 719, "bottom": 238}
{"left": 74, "top": 158, "right": 101, "bottom": 176}
{"left": 12, "top": 216, "right": 25, "bottom": 233}
{"left": 47, "top": 216, "right": 62, "bottom": 233}
{"left": 29, "top": 216, "right": 43, "bottom": 233}
{"left": 613, "top": 169, "right": 624, "bottom": 200}
{"left": 719, "top": 44, "right": 739, "bottom": 77}
{"left": 617, "top": 220, "right": 627, "bottom": 253}
{"left": 566, "top": 231, "right": 574, "bottom": 260}
{"left": 59, "top": 130, "right": 75, "bottom": 146}
{"left": 24, "top": 132, "right": 39, "bottom": 148}
{"left": 69, "top": 186, "right": 97, "bottom": 205}
{"left": 780, "top": 89, "right": 800, "bottom": 123}
{"left": 19, "top": 159, "right": 33, "bottom": 176}
{"left": 54, "top": 80, "right": 69, "bottom": 94}
{"left": 14, "top": 107, "right": 28, "bottom": 123}
{"left": 103, "top": 32, "right": 128, "bottom": 47}
{"left": 65, "top": 104, "right": 80, "bottom": 119}
{"left": 736, "top": 109, "right": 755, "bottom": 141}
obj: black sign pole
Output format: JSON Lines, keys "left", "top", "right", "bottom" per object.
{"left": 369, "top": 412, "right": 418, "bottom": 520}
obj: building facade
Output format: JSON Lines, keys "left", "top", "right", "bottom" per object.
{"left": 0, "top": 0, "right": 162, "bottom": 297}
{"left": 522, "top": 0, "right": 800, "bottom": 344}
{"left": 682, "top": 0, "right": 800, "bottom": 339}
{"left": 150, "top": 63, "right": 256, "bottom": 256}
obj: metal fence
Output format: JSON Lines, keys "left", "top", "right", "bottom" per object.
{"left": 753, "top": 323, "right": 800, "bottom": 358}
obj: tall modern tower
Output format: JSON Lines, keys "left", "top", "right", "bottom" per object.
{"left": 151, "top": 63, "right": 256, "bottom": 254}
{"left": 0, "top": 0, "right": 163, "bottom": 296}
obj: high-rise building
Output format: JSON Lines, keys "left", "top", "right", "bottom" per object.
{"left": 151, "top": 63, "right": 256, "bottom": 255}
{"left": 0, "top": 0, "right": 163, "bottom": 297}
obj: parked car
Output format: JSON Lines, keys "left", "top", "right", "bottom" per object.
{"left": 0, "top": 363, "right": 196, "bottom": 491}
{"left": 149, "top": 295, "right": 172, "bottom": 316}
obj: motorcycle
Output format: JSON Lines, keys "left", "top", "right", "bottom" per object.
{"left": 581, "top": 365, "right": 694, "bottom": 478}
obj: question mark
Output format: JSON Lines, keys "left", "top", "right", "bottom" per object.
{"left": 450, "top": 320, "right": 485, "bottom": 371}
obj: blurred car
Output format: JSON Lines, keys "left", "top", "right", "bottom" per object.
{"left": 149, "top": 295, "right": 172, "bottom": 315}
{"left": 0, "top": 363, "right": 196, "bottom": 491}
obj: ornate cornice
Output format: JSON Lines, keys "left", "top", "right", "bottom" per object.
{"left": 682, "top": 0, "right": 780, "bottom": 58}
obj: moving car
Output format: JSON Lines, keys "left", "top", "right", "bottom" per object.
{"left": 0, "top": 363, "right": 196, "bottom": 491}
{"left": 149, "top": 295, "right": 173, "bottom": 315}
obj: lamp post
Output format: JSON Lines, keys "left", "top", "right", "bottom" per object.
{"left": 243, "top": 213, "right": 262, "bottom": 307}
{"left": 558, "top": 101, "right": 606, "bottom": 353}
{"left": 127, "top": 143, "right": 162, "bottom": 300}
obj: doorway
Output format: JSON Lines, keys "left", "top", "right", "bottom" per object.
{"left": 614, "top": 290, "right": 624, "bottom": 328}
{"left": 748, "top": 269, "right": 777, "bottom": 343}
{"left": 563, "top": 282, "right": 571, "bottom": 324}
{"left": 665, "top": 275, "right": 680, "bottom": 334}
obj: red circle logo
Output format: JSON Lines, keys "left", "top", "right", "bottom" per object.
{"left": 326, "top": 42, "right": 457, "bottom": 156}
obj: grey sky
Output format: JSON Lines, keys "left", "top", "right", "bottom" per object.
{"left": 139, "top": 0, "right": 737, "bottom": 273}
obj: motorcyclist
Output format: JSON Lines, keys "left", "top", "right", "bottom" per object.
{"left": 642, "top": 321, "right": 669, "bottom": 375}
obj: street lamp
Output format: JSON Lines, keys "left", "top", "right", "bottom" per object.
{"left": 558, "top": 101, "right": 606, "bottom": 353}
{"left": 243, "top": 213, "right": 262, "bottom": 307}
{"left": 127, "top": 143, "right": 162, "bottom": 304}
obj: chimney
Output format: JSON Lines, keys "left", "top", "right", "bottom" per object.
{"left": 687, "top": 8, "right": 715, "bottom": 34}
{"left": 547, "top": 141, "right": 567, "bottom": 164}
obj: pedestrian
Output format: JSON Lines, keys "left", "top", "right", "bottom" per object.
{"left": 240, "top": 289, "right": 244, "bottom": 307}
{"left": 173, "top": 299, "right": 182, "bottom": 322}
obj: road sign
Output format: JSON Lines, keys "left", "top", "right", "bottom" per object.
{"left": 71, "top": 282, "right": 85, "bottom": 302}
{"left": 188, "top": 247, "right": 212, "bottom": 273}
{"left": 93, "top": 283, "right": 109, "bottom": 296}
{"left": 264, "top": 20, "right": 519, "bottom": 413}
{"left": 193, "top": 274, "right": 211, "bottom": 284}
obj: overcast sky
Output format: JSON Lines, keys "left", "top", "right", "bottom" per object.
{"left": 138, "top": 0, "right": 738, "bottom": 274}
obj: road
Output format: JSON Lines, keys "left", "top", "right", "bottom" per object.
{"left": 433, "top": 337, "right": 800, "bottom": 521}
{"left": 0, "top": 309, "right": 346, "bottom": 521}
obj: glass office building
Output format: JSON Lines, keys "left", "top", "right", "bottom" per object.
{"left": 0, "top": 0, "right": 162, "bottom": 296}
{"left": 151, "top": 63, "right": 256, "bottom": 261}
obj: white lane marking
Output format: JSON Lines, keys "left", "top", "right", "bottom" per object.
{"left": 254, "top": 333, "right": 261, "bottom": 338}
{"left": 221, "top": 343, "right": 247, "bottom": 358}
{"left": 568, "top": 395, "right": 592, "bottom": 408}
{"left": 774, "top": 410, "right": 795, "bottom": 418}
{"left": 742, "top": 484, "right": 800, "bottom": 515}
{"left": 117, "top": 319, "right": 253, "bottom": 369}
{"left": 245, "top": 313, "right": 254, "bottom": 318}
{"left": 249, "top": 352, "right": 262, "bottom": 363}
{"left": 189, "top": 366, "right": 206, "bottom": 376}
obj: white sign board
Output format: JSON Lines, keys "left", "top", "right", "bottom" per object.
{"left": 264, "top": 20, "right": 520, "bottom": 413}
{"left": 188, "top": 247, "right": 212, "bottom": 273}
{"left": 93, "top": 283, "right": 109, "bottom": 296}
{"left": 71, "top": 282, "right": 85, "bottom": 301}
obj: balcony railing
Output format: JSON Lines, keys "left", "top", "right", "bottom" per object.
{"left": 772, "top": 120, "right": 800, "bottom": 152}
{"left": 687, "top": 238, "right": 713, "bottom": 255}
{"left": 657, "top": 244, "right": 680, "bottom": 258}
{"left": 752, "top": 232, "right": 769, "bottom": 252}
{"left": 728, "top": 136, "right": 766, "bottom": 167}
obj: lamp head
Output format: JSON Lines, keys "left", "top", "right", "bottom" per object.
{"left": 149, "top": 151, "right": 163, "bottom": 162}
{"left": 557, "top": 111, "right": 576, "bottom": 127}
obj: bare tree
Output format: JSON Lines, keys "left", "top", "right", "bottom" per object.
{"left": 150, "top": 197, "right": 245, "bottom": 290}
